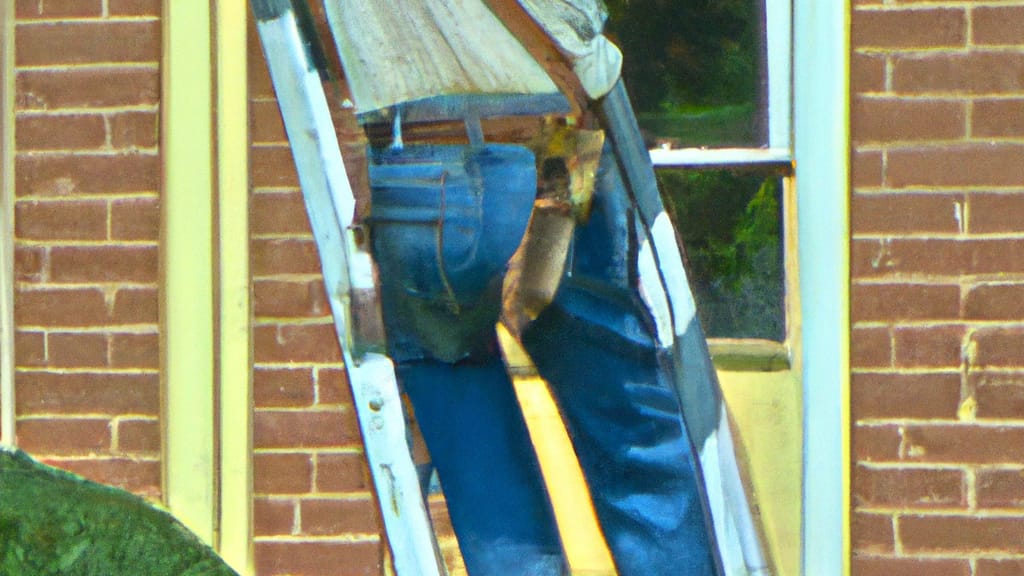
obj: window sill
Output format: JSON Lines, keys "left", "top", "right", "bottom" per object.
{"left": 650, "top": 147, "right": 793, "bottom": 170}
{"left": 708, "top": 338, "right": 790, "bottom": 372}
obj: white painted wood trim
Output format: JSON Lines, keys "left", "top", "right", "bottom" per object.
{"left": 766, "top": 0, "right": 793, "bottom": 150}
{"left": 649, "top": 147, "right": 792, "bottom": 169}
{"left": 793, "top": 0, "right": 851, "bottom": 574}
{"left": 0, "top": 0, "right": 15, "bottom": 448}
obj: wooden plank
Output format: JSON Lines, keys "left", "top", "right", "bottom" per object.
{"left": 497, "top": 126, "right": 615, "bottom": 574}
{"left": 322, "top": 0, "right": 560, "bottom": 114}
{"left": 496, "top": 324, "right": 617, "bottom": 576}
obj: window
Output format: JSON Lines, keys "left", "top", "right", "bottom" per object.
{"left": 606, "top": 0, "right": 793, "bottom": 347}
{"left": 607, "top": 3, "right": 852, "bottom": 574}
{"left": 606, "top": 2, "right": 804, "bottom": 573}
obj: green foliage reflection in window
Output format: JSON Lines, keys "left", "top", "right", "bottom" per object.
{"left": 605, "top": 0, "right": 765, "bottom": 147}
{"left": 659, "top": 170, "right": 785, "bottom": 341}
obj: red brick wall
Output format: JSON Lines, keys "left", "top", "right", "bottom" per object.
{"left": 6, "top": 5, "right": 454, "bottom": 574}
{"left": 246, "top": 17, "right": 387, "bottom": 575}
{"left": 851, "top": 3, "right": 1024, "bottom": 575}
{"left": 12, "top": 0, "right": 162, "bottom": 498}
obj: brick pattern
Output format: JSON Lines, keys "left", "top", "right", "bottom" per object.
{"left": 851, "top": 3, "right": 1024, "bottom": 573}
{"left": 12, "top": 2, "right": 162, "bottom": 498}
{"left": 247, "top": 16, "right": 392, "bottom": 575}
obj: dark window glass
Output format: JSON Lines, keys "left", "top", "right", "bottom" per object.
{"left": 605, "top": 0, "right": 767, "bottom": 148}
{"left": 658, "top": 169, "right": 785, "bottom": 340}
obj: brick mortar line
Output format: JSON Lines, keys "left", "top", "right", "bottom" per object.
{"left": 253, "top": 317, "right": 336, "bottom": 327}
{"left": 304, "top": 491, "right": 378, "bottom": 499}
{"left": 17, "top": 413, "right": 158, "bottom": 420}
{"left": 887, "top": 510, "right": 1024, "bottom": 519}
{"left": 855, "top": 2, "right": 1024, "bottom": 10}
{"left": 111, "top": 415, "right": 159, "bottom": 422}
{"left": 15, "top": 62, "right": 158, "bottom": 72}
{"left": 12, "top": 192, "right": 160, "bottom": 201}
{"left": 966, "top": 467, "right": 978, "bottom": 512}
{"left": 254, "top": 407, "right": 354, "bottom": 415}
{"left": 854, "top": 94, "right": 990, "bottom": 102}
{"left": 854, "top": 278, "right": 1024, "bottom": 287}
{"left": 258, "top": 494, "right": 374, "bottom": 502}
{"left": 856, "top": 46, "right": 971, "bottom": 57}
{"left": 860, "top": 143, "right": 1024, "bottom": 154}
{"left": 856, "top": 418, "right": 1024, "bottom": 426}
{"left": 16, "top": 281, "right": 159, "bottom": 289}
{"left": 851, "top": 416, "right": 1024, "bottom": 426}
{"left": 251, "top": 534, "right": 381, "bottom": 544}
{"left": 852, "top": 367, "right": 1019, "bottom": 375}
{"left": 853, "top": 278, "right": 1024, "bottom": 286}
{"left": 854, "top": 94, "right": 1024, "bottom": 104}
{"left": 251, "top": 276, "right": 325, "bottom": 283}
{"left": 855, "top": 45, "right": 1024, "bottom": 56}
{"left": 852, "top": 233, "right": 1024, "bottom": 240}
{"left": 15, "top": 106, "right": 160, "bottom": 116}
{"left": 19, "top": 147, "right": 156, "bottom": 154}
{"left": 853, "top": 187, "right": 1024, "bottom": 194}
{"left": 853, "top": 89, "right": 1024, "bottom": 99}
{"left": 14, "top": 239, "right": 160, "bottom": 247}
{"left": 17, "top": 327, "right": 158, "bottom": 334}
{"left": 250, "top": 189, "right": 303, "bottom": 196}
{"left": 854, "top": 365, "right": 1022, "bottom": 375}
{"left": 851, "top": 369, "right": 962, "bottom": 376}
{"left": 14, "top": 17, "right": 160, "bottom": 25}
{"left": 250, "top": 234, "right": 318, "bottom": 241}
{"left": 853, "top": 552, "right": 1024, "bottom": 560}
{"left": 254, "top": 362, "right": 346, "bottom": 369}
{"left": 249, "top": 276, "right": 329, "bottom": 284}
{"left": 16, "top": 149, "right": 158, "bottom": 157}
{"left": 965, "top": 3, "right": 975, "bottom": 48}
{"left": 857, "top": 506, "right": 1005, "bottom": 516}
{"left": 857, "top": 188, "right": 1024, "bottom": 195}
{"left": 854, "top": 140, "right": 1024, "bottom": 151}
{"left": 22, "top": 453, "right": 160, "bottom": 461}
{"left": 251, "top": 187, "right": 303, "bottom": 194}
{"left": 848, "top": 316, "right": 1024, "bottom": 325}
{"left": 254, "top": 447, "right": 364, "bottom": 456}
{"left": 14, "top": 369, "right": 159, "bottom": 377}
{"left": 253, "top": 317, "right": 336, "bottom": 326}
{"left": 858, "top": 137, "right": 1024, "bottom": 148}
{"left": 857, "top": 462, "right": 1021, "bottom": 471}
{"left": 14, "top": 326, "right": 158, "bottom": 335}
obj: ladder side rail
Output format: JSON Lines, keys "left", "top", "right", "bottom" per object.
{"left": 599, "top": 81, "right": 770, "bottom": 576}
{"left": 250, "top": 4, "right": 445, "bottom": 574}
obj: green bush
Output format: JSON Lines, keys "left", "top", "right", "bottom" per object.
{"left": 0, "top": 449, "right": 237, "bottom": 576}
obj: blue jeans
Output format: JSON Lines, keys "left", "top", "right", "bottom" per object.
{"left": 372, "top": 143, "right": 716, "bottom": 575}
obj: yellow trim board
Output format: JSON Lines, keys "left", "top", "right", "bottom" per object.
{"left": 0, "top": 0, "right": 17, "bottom": 448}
{"left": 215, "top": 1, "right": 253, "bottom": 573}
{"left": 718, "top": 369, "right": 802, "bottom": 576}
{"left": 161, "top": 0, "right": 216, "bottom": 545}
{"left": 496, "top": 323, "right": 617, "bottom": 576}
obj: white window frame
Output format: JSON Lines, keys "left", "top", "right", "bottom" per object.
{"left": 646, "top": 0, "right": 850, "bottom": 574}
{"left": 792, "top": 1, "right": 850, "bottom": 575}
